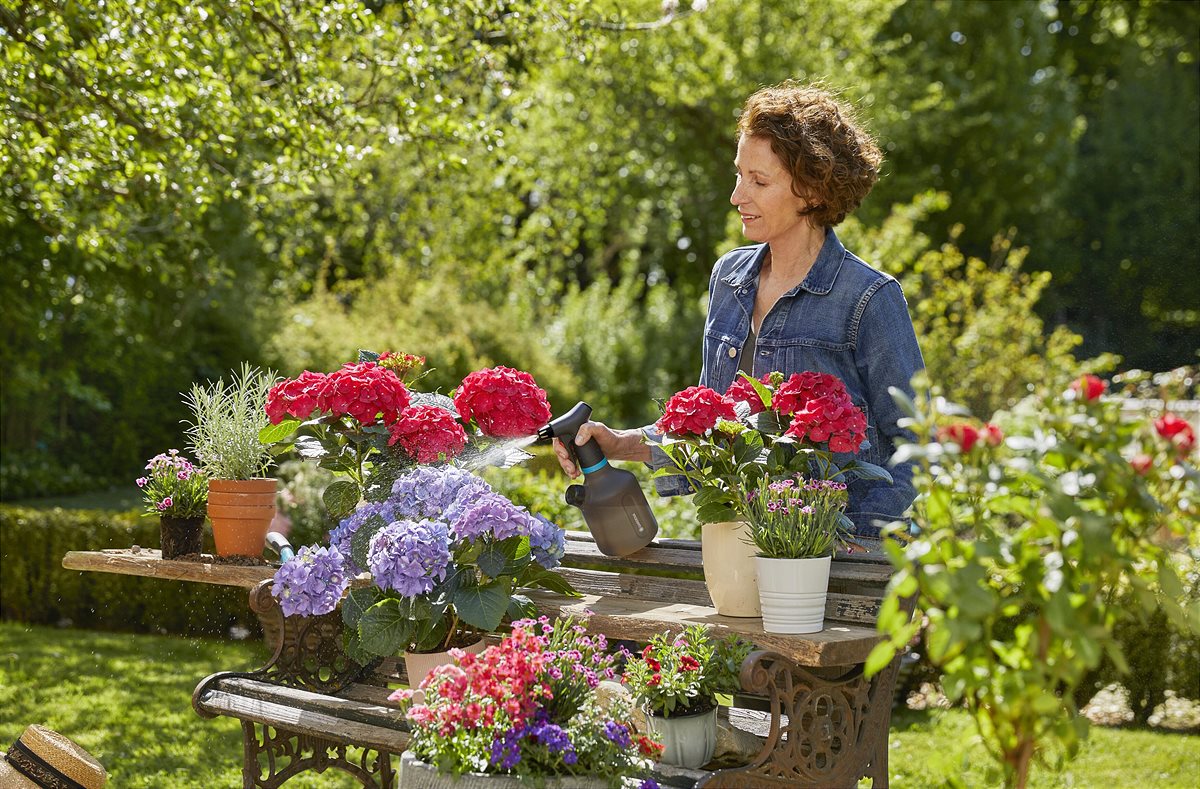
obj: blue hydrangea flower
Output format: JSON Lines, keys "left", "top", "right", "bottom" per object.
{"left": 329, "top": 499, "right": 406, "bottom": 574}
{"left": 367, "top": 519, "right": 451, "bottom": 596}
{"left": 271, "top": 544, "right": 350, "bottom": 618}
{"left": 529, "top": 514, "right": 566, "bottom": 570}
{"left": 450, "top": 492, "right": 536, "bottom": 542}
{"left": 391, "top": 465, "right": 493, "bottom": 521}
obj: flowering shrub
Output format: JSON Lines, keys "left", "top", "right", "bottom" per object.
{"left": 654, "top": 371, "right": 889, "bottom": 524}
{"left": 136, "top": 450, "right": 208, "bottom": 519}
{"left": 743, "top": 476, "right": 849, "bottom": 559}
{"left": 272, "top": 464, "right": 573, "bottom": 658}
{"left": 621, "top": 625, "right": 752, "bottom": 718}
{"left": 260, "top": 351, "right": 553, "bottom": 522}
{"left": 390, "top": 617, "right": 659, "bottom": 786}
{"left": 869, "top": 370, "right": 1199, "bottom": 788}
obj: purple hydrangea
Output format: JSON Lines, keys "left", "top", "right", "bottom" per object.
{"left": 529, "top": 514, "right": 566, "bottom": 570}
{"left": 390, "top": 465, "right": 493, "bottom": 521}
{"left": 271, "top": 545, "right": 351, "bottom": 618}
{"left": 329, "top": 498, "right": 407, "bottom": 574}
{"left": 367, "top": 519, "right": 451, "bottom": 596}
{"left": 451, "top": 492, "right": 538, "bottom": 543}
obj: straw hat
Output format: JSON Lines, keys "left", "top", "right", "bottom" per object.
{"left": 0, "top": 725, "right": 106, "bottom": 789}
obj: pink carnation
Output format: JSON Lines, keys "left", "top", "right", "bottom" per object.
{"left": 655, "top": 386, "right": 737, "bottom": 436}
{"left": 387, "top": 406, "right": 469, "bottom": 463}
{"left": 454, "top": 366, "right": 553, "bottom": 438}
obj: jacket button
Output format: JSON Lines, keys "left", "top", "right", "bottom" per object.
{"left": 728, "top": 347, "right": 738, "bottom": 358}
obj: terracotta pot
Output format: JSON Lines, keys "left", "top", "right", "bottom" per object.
{"left": 207, "top": 478, "right": 277, "bottom": 557}
{"left": 701, "top": 520, "right": 760, "bottom": 616}
{"left": 404, "top": 639, "right": 486, "bottom": 690}
{"left": 159, "top": 515, "right": 204, "bottom": 559}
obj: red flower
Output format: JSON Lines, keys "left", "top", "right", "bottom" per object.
{"left": 387, "top": 405, "right": 469, "bottom": 463}
{"left": 647, "top": 672, "right": 662, "bottom": 687}
{"left": 655, "top": 386, "right": 737, "bottom": 436}
{"left": 1154, "top": 413, "right": 1196, "bottom": 455}
{"left": 454, "top": 366, "right": 553, "bottom": 438}
{"left": 939, "top": 423, "right": 981, "bottom": 453}
{"left": 321, "top": 362, "right": 411, "bottom": 426}
{"left": 679, "top": 655, "right": 701, "bottom": 672}
{"left": 771, "top": 372, "right": 867, "bottom": 453}
{"left": 636, "top": 735, "right": 664, "bottom": 757}
{"left": 641, "top": 645, "right": 654, "bottom": 660}
{"left": 725, "top": 373, "right": 773, "bottom": 415}
{"left": 1130, "top": 454, "right": 1153, "bottom": 476}
{"left": 1070, "top": 374, "right": 1107, "bottom": 402}
{"left": 981, "top": 423, "right": 1004, "bottom": 447}
{"left": 265, "top": 371, "right": 329, "bottom": 424}
{"left": 772, "top": 371, "right": 851, "bottom": 416}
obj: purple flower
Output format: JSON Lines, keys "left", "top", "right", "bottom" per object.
{"left": 156, "top": 496, "right": 173, "bottom": 511}
{"left": 603, "top": 720, "right": 632, "bottom": 749}
{"left": 529, "top": 514, "right": 566, "bottom": 569}
{"left": 639, "top": 781, "right": 661, "bottom": 789}
{"left": 136, "top": 477, "right": 148, "bottom": 488}
{"left": 489, "top": 729, "right": 523, "bottom": 770}
{"left": 271, "top": 545, "right": 350, "bottom": 617}
{"left": 329, "top": 499, "right": 407, "bottom": 573}
{"left": 450, "top": 492, "right": 536, "bottom": 542}
{"left": 390, "top": 465, "right": 492, "bottom": 521}
{"left": 368, "top": 519, "right": 451, "bottom": 596}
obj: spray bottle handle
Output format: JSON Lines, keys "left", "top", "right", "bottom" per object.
{"left": 566, "top": 433, "right": 607, "bottom": 474}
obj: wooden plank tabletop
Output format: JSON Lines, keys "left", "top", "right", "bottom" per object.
{"left": 62, "top": 549, "right": 278, "bottom": 588}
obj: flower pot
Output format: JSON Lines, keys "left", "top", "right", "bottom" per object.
{"left": 207, "top": 478, "right": 277, "bottom": 557}
{"left": 755, "top": 554, "right": 832, "bottom": 634}
{"left": 647, "top": 706, "right": 717, "bottom": 769}
{"left": 159, "top": 515, "right": 204, "bottom": 559}
{"left": 399, "top": 751, "right": 609, "bottom": 788}
{"left": 701, "top": 520, "right": 760, "bottom": 616}
{"left": 404, "top": 639, "right": 486, "bottom": 690}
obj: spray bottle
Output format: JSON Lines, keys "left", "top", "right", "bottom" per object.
{"left": 538, "top": 402, "right": 658, "bottom": 557}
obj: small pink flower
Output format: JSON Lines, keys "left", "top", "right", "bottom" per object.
{"left": 136, "top": 477, "right": 148, "bottom": 487}
{"left": 156, "top": 497, "right": 173, "bottom": 511}
{"left": 1130, "top": 455, "right": 1153, "bottom": 476}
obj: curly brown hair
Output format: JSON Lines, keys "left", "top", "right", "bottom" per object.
{"left": 737, "top": 82, "right": 883, "bottom": 227}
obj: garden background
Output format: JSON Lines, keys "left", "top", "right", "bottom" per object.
{"left": 1, "top": 1, "right": 1198, "bottom": 786}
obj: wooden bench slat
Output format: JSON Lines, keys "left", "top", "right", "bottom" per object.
{"left": 209, "top": 677, "right": 406, "bottom": 729}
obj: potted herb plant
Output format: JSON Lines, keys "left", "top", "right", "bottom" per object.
{"left": 136, "top": 449, "right": 208, "bottom": 559}
{"left": 184, "top": 363, "right": 278, "bottom": 557}
{"left": 389, "top": 616, "right": 661, "bottom": 789}
{"left": 744, "top": 475, "right": 850, "bottom": 634}
{"left": 621, "top": 625, "right": 752, "bottom": 769}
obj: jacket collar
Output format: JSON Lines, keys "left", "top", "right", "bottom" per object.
{"left": 722, "top": 228, "right": 847, "bottom": 296}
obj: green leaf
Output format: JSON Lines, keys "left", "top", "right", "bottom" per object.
{"left": 696, "top": 502, "right": 738, "bottom": 524}
{"left": 342, "top": 587, "right": 382, "bottom": 629}
{"left": 358, "top": 349, "right": 381, "bottom": 363}
{"left": 323, "top": 479, "right": 361, "bottom": 520}
{"left": 517, "top": 566, "right": 580, "bottom": 597}
{"left": 342, "top": 629, "right": 374, "bottom": 666}
{"left": 507, "top": 594, "right": 538, "bottom": 621}
{"left": 839, "top": 459, "right": 894, "bottom": 484}
{"left": 864, "top": 641, "right": 897, "bottom": 678}
{"left": 452, "top": 579, "right": 512, "bottom": 631}
{"left": 359, "top": 598, "right": 415, "bottom": 656}
{"left": 259, "top": 419, "right": 301, "bottom": 444}
{"left": 744, "top": 373, "right": 774, "bottom": 410}
{"left": 294, "top": 435, "right": 330, "bottom": 460}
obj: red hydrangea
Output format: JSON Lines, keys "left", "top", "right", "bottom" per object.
{"left": 387, "top": 405, "right": 469, "bottom": 463}
{"left": 1154, "top": 413, "right": 1196, "bottom": 455}
{"left": 655, "top": 386, "right": 737, "bottom": 436}
{"left": 265, "top": 370, "right": 329, "bottom": 424}
{"left": 725, "top": 373, "right": 773, "bottom": 415}
{"left": 1070, "top": 374, "right": 1107, "bottom": 402}
{"left": 771, "top": 371, "right": 851, "bottom": 416}
{"left": 939, "top": 423, "right": 981, "bottom": 453}
{"left": 784, "top": 394, "right": 868, "bottom": 453}
{"left": 322, "top": 362, "right": 411, "bottom": 426}
{"left": 454, "top": 366, "right": 553, "bottom": 437}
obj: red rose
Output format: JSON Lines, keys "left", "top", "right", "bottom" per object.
{"left": 387, "top": 405, "right": 469, "bottom": 463}
{"left": 982, "top": 423, "right": 1004, "bottom": 447}
{"left": 265, "top": 370, "right": 329, "bottom": 424}
{"left": 655, "top": 386, "right": 737, "bottom": 436}
{"left": 939, "top": 423, "right": 981, "bottom": 453}
{"left": 1070, "top": 374, "right": 1107, "bottom": 402}
{"left": 772, "top": 371, "right": 851, "bottom": 416}
{"left": 725, "top": 373, "right": 773, "bottom": 415}
{"left": 1129, "top": 454, "right": 1153, "bottom": 476}
{"left": 454, "top": 366, "right": 553, "bottom": 438}
{"left": 321, "top": 362, "right": 411, "bottom": 426}
{"left": 1154, "top": 413, "right": 1196, "bottom": 455}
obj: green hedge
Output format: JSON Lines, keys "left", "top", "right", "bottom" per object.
{"left": 0, "top": 506, "right": 260, "bottom": 638}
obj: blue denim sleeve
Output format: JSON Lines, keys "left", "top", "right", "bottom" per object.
{"left": 641, "top": 426, "right": 693, "bottom": 497}
{"left": 850, "top": 278, "right": 924, "bottom": 534}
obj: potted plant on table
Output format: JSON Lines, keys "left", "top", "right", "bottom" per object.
{"left": 653, "top": 371, "right": 889, "bottom": 617}
{"left": 744, "top": 475, "right": 850, "bottom": 634}
{"left": 184, "top": 363, "right": 279, "bottom": 558}
{"left": 136, "top": 449, "right": 208, "bottom": 559}
{"left": 389, "top": 616, "right": 663, "bottom": 789}
{"left": 620, "top": 625, "right": 752, "bottom": 769}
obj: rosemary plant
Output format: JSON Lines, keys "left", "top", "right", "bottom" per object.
{"left": 184, "top": 363, "right": 278, "bottom": 480}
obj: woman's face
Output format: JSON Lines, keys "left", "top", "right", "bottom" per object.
{"left": 730, "top": 134, "right": 814, "bottom": 245}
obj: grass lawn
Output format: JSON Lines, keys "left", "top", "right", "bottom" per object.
{"left": 2, "top": 622, "right": 1197, "bottom": 788}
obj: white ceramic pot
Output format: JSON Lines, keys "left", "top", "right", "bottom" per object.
{"left": 404, "top": 639, "right": 486, "bottom": 689}
{"left": 700, "top": 520, "right": 760, "bottom": 617}
{"left": 647, "top": 706, "right": 717, "bottom": 769}
{"left": 399, "top": 751, "right": 610, "bottom": 788}
{"left": 755, "top": 555, "right": 832, "bottom": 634}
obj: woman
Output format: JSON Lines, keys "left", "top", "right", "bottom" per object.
{"left": 555, "top": 82, "right": 923, "bottom": 541}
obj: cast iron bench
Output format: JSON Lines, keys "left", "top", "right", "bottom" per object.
{"left": 66, "top": 531, "right": 910, "bottom": 788}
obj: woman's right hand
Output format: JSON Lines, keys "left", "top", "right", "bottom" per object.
{"left": 552, "top": 422, "right": 651, "bottom": 477}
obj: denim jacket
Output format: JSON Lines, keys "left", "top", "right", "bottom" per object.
{"left": 646, "top": 228, "right": 924, "bottom": 539}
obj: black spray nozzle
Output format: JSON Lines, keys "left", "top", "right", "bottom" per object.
{"left": 539, "top": 401, "right": 606, "bottom": 473}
